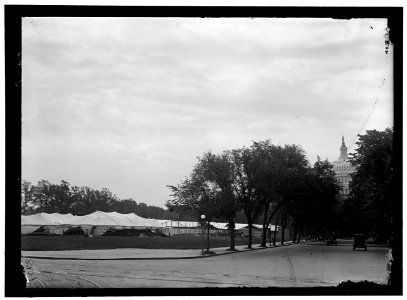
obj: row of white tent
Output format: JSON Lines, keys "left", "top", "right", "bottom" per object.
{"left": 156, "top": 219, "right": 277, "bottom": 231}
{"left": 22, "top": 211, "right": 162, "bottom": 227}
{"left": 21, "top": 211, "right": 165, "bottom": 236}
{"left": 21, "top": 211, "right": 277, "bottom": 236}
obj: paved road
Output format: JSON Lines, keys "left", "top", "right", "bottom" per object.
{"left": 25, "top": 240, "right": 389, "bottom": 288}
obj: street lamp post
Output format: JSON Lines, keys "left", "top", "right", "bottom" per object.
{"left": 201, "top": 214, "right": 206, "bottom": 255}
{"left": 207, "top": 219, "right": 210, "bottom": 253}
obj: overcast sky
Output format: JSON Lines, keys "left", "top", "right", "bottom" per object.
{"left": 22, "top": 17, "right": 393, "bottom": 207}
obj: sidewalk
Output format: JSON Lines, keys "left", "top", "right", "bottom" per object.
{"left": 21, "top": 241, "right": 300, "bottom": 260}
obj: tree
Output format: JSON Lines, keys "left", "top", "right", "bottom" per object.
{"left": 69, "top": 185, "right": 87, "bottom": 215}
{"left": 249, "top": 140, "right": 280, "bottom": 248}
{"left": 343, "top": 128, "right": 400, "bottom": 289}
{"left": 251, "top": 141, "right": 310, "bottom": 247}
{"left": 21, "top": 180, "right": 36, "bottom": 214}
{"left": 231, "top": 147, "right": 263, "bottom": 249}
{"left": 344, "top": 128, "right": 394, "bottom": 241}
{"left": 167, "top": 176, "right": 216, "bottom": 221}
{"left": 33, "top": 180, "right": 55, "bottom": 213}
{"left": 52, "top": 180, "right": 72, "bottom": 214}
{"left": 168, "top": 151, "right": 240, "bottom": 250}
{"left": 21, "top": 179, "right": 179, "bottom": 219}
{"left": 278, "top": 168, "right": 309, "bottom": 243}
{"left": 198, "top": 151, "right": 240, "bottom": 250}
{"left": 311, "top": 158, "right": 341, "bottom": 234}
{"left": 270, "top": 156, "right": 340, "bottom": 244}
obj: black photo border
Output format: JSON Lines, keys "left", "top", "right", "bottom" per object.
{"left": 5, "top": 5, "right": 403, "bottom": 297}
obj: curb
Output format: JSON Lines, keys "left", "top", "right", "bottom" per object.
{"left": 22, "top": 241, "right": 305, "bottom": 261}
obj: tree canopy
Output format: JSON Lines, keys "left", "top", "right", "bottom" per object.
{"left": 21, "top": 179, "right": 181, "bottom": 220}
{"left": 167, "top": 139, "right": 342, "bottom": 248}
{"left": 342, "top": 128, "right": 394, "bottom": 241}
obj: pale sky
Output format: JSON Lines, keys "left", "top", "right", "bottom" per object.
{"left": 22, "top": 17, "right": 393, "bottom": 207}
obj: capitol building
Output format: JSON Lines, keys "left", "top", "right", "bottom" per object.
{"left": 332, "top": 136, "right": 356, "bottom": 200}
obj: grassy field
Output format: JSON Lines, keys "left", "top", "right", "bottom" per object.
{"left": 21, "top": 235, "right": 265, "bottom": 251}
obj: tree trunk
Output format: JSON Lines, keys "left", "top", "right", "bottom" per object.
{"left": 260, "top": 199, "right": 269, "bottom": 248}
{"left": 281, "top": 225, "right": 285, "bottom": 245}
{"left": 292, "top": 227, "right": 297, "bottom": 243}
{"left": 273, "top": 215, "right": 279, "bottom": 246}
{"left": 247, "top": 224, "right": 253, "bottom": 249}
{"left": 228, "top": 218, "right": 235, "bottom": 251}
{"left": 260, "top": 226, "right": 268, "bottom": 247}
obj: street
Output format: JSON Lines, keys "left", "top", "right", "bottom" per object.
{"left": 25, "top": 240, "right": 389, "bottom": 288}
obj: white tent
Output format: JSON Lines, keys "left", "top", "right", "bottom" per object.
{"left": 27, "top": 211, "right": 164, "bottom": 228}
{"left": 152, "top": 220, "right": 278, "bottom": 231}
{"left": 210, "top": 223, "right": 277, "bottom": 231}
{"left": 154, "top": 220, "right": 200, "bottom": 228}
{"left": 21, "top": 211, "right": 164, "bottom": 236}
{"left": 145, "top": 218, "right": 164, "bottom": 228}
{"left": 210, "top": 222, "right": 229, "bottom": 230}
{"left": 22, "top": 212, "right": 278, "bottom": 236}
{"left": 21, "top": 213, "right": 75, "bottom": 235}
{"left": 40, "top": 213, "right": 76, "bottom": 224}
{"left": 21, "top": 213, "right": 56, "bottom": 226}
{"left": 252, "top": 224, "right": 278, "bottom": 231}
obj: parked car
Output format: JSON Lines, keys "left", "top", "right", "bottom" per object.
{"left": 326, "top": 236, "right": 337, "bottom": 246}
{"left": 353, "top": 234, "right": 367, "bottom": 251}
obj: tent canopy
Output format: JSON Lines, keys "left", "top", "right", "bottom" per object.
{"left": 21, "top": 211, "right": 163, "bottom": 228}
{"left": 22, "top": 212, "right": 278, "bottom": 231}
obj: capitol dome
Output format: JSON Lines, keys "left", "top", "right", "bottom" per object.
{"left": 332, "top": 136, "right": 356, "bottom": 199}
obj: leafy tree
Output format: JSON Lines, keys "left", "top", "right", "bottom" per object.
{"left": 33, "top": 180, "right": 54, "bottom": 213}
{"left": 167, "top": 175, "right": 216, "bottom": 221}
{"left": 21, "top": 180, "right": 36, "bottom": 214}
{"left": 69, "top": 185, "right": 87, "bottom": 215}
{"left": 278, "top": 168, "right": 309, "bottom": 243}
{"left": 272, "top": 157, "right": 340, "bottom": 244}
{"left": 344, "top": 128, "right": 394, "bottom": 241}
{"left": 311, "top": 158, "right": 341, "bottom": 234}
{"left": 52, "top": 180, "right": 72, "bottom": 214}
{"left": 109, "top": 198, "right": 138, "bottom": 214}
{"left": 196, "top": 151, "right": 240, "bottom": 250}
{"left": 230, "top": 147, "right": 263, "bottom": 249}
{"left": 21, "top": 179, "right": 179, "bottom": 219}
{"left": 250, "top": 141, "right": 310, "bottom": 247}
{"left": 167, "top": 151, "right": 240, "bottom": 250}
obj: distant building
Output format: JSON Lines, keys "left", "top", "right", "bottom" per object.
{"left": 332, "top": 136, "right": 356, "bottom": 200}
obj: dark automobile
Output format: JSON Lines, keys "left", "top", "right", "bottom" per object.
{"left": 353, "top": 234, "right": 367, "bottom": 251}
{"left": 326, "top": 236, "right": 337, "bottom": 246}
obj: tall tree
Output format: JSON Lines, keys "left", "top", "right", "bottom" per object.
{"left": 343, "top": 128, "right": 399, "bottom": 288}
{"left": 196, "top": 151, "right": 240, "bottom": 250}
{"left": 231, "top": 147, "right": 263, "bottom": 249}
{"left": 272, "top": 157, "right": 340, "bottom": 244}
{"left": 252, "top": 142, "right": 309, "bottom": 247}
{"left": 34, "top": 180, "right": 54, "bottom": 213}
{"left": 345, "top": 128, "right": 394, "bottom": 241}
{"left": 21, "top": 180, "right": 36, "bottom": 214}
{"left": 311, "top": 158, "right": 341, "bottom": 234}
{"left": 53, "top": 180, "right": 72, "bottom": 214}
{"left": 168, "top": 151, "right": 240, "bottom": 250}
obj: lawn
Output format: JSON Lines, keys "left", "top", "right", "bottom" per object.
{"left": 21, "top": 235, "right": 265, "bottom": 251}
